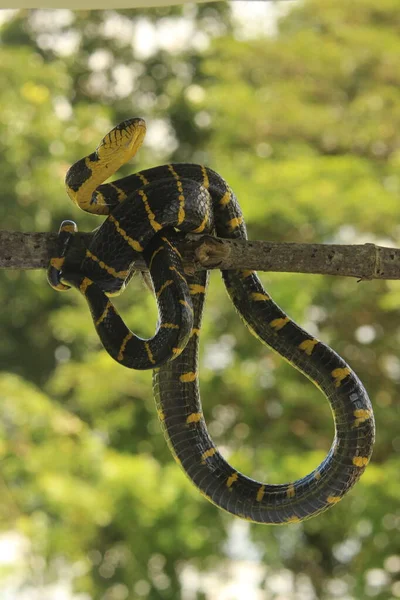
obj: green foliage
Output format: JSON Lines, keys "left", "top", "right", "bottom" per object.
{"left": 0, "top": 1, "right": 399, "bottom": 599}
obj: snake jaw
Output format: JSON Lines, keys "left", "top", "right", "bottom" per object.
{"left": 120, "top": 117, "right": 146, "bottom": 153}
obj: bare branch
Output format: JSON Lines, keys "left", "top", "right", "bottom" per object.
{"left": 0, "top": 230, "right": 399, "bottom": 280}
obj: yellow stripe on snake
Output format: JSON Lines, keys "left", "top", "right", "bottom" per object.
{"left": 48, "top": 118, "right": 375, "bottom": 524}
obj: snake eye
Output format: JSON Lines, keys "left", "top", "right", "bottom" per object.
{"left": 118, "top": 117, "right": 146, "bottom": 133}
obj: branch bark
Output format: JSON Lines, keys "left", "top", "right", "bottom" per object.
{"left": 1, "top": 230, "right": 399, "bottom": 280}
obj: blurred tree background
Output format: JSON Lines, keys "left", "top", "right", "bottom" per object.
{"left": 0, "top": 0, "right": 399, "bottom": 598}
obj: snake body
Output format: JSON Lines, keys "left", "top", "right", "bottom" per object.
{"left": 49, "top": 118, "right": 375, "bottom": 524}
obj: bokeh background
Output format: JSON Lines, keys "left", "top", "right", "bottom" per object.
{"left": 0, "top": 1, "right": 399, "bottom": 598}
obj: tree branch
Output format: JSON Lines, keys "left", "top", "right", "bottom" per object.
{"left": 2, "top": 0, "right": 293, "bottom": 9}
{"left": 0, "top": 230, "right": 399, "bottom": 280}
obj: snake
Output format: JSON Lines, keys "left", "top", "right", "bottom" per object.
{"left": 48, "top": 117, "right": 375, "bottom": 524}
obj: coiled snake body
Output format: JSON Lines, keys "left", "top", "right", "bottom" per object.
{"left": 48, "top": 118, "right": 375, "bottom": 524}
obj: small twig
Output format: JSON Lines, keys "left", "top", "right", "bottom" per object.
{"left": 0, "top": 230, "right": 399, "bottom": 280}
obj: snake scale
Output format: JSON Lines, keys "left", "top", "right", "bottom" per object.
{"left": 48, "top": 118, "right": 375, "bottom": 524}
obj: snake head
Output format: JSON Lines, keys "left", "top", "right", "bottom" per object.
{"left": 96, "top": 117, "right": 147, "bottom": 163}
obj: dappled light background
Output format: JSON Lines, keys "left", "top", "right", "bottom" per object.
{"left": 0, "top": 1, "right": 399, "bottom": 598}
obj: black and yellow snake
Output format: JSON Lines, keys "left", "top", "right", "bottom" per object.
{"left": 48, "top": 118, "right": 375, "bottom": 524}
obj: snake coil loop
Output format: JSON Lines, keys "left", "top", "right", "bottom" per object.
{"left": 48, "top": 118, "right": 375, "bottom": 524}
